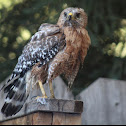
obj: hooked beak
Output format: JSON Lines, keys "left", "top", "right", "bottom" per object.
{"left": 68, "top": 12, "right": 73, "bottom": 21}
{"left": 64, "top": 12, "right": 79, "bottom": 27}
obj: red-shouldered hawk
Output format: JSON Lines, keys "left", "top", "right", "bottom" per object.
{"left": 1, "top": 7, "right": 91, "bottom": 117}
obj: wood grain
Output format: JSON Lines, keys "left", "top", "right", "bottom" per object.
{"left": 0, "top": 112, "right": 81, "bottom": 125}
{"left": 0, "top": 99, "right": 83, "bottom": 125}
{"left": 52, "top": 112, "right": 81, "bottom": 125}
{"left": 32, "top": 112, "right": 52, "bottom": 125}
{"left": 77, "top": 78, "right": 126, "bottom": 125}
{"left": 52, "top": 113, "right": 66, "bottom": 125}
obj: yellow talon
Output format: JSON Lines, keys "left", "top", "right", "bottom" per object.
{"left": 35, "top": 96, "right": 48, "bottom": 100}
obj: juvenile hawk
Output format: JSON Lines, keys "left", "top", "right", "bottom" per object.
{"left": 1, "top": 7, "right": 91, "bottom": 117}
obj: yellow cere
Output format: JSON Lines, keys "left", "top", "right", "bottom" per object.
{"left": 68, "top": 12, "right": 73, "bottom": 16}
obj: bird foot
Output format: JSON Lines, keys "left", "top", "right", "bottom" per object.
{"left": 36, "top": 96, "right": 48, "bottom": 99}
{"left": 36, "top": 96, "right": 48, "bottom": 105}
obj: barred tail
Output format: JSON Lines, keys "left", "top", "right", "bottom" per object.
{"left": 1, "top": 74, "right": 28, "bottom": 117}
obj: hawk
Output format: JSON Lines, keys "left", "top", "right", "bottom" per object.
{"left": 1, "top": 7, "right": 91, "bottom": 117}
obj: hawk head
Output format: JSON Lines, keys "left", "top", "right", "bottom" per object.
{"left": 57, "top": 7, "right": 87, "bottom": 28}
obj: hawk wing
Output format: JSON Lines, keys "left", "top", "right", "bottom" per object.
{"left": 8, "top": 23, "right": 65, "bottom": 83}
{"left": 1, "top": 23, "right": 66, "bottom": 117}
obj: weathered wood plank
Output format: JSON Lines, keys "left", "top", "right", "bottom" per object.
{"left": 52, "top": 113, "right": 66, "bottom": 125}
{"left": 0, "top": 112, "right": 82, "bottom": 125}
{"left": 24, "top": 99, "right": 83, "bottom": 115}
{"left": 52, "top": 112, "right": 82, "bottom": 125}
{"left": 32, "top": 112, "right": 52, "bottom": 125}
{"left": 0, "top": 113, "right": 52, "bottom": 125}
{"left": 77, "top": 78, "right": 126, "bottom": 125}
{"left": 65, "top": 113, "right": 82, "bottom": 125}
{"left": 0, "top": 114, "right": 33, "bottom": 125}
{"left": 0, "top": 99, "right": 83, "bottom": 125}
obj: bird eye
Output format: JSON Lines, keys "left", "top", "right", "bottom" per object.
{"left": 64, "top": 12, "right": 67, "bottom": 17}
{"left": 76, "top": 13, "right": 81, "bottom": 18}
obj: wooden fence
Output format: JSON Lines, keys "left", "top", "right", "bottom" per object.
{"left": 77, "top": 78, "right": 126, "bottom": 125}
{"left": 0, "top": 77, "right": 126, "bottom": 125}
{"left": 0, "top": 99, "right": 83, "bottom": 125}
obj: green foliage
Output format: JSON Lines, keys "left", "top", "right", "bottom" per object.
{"left": 0, "top": 0, "right": 126, "bottom": 95}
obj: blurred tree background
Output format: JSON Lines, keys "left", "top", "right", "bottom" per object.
{"left": 0, "top": 0, "right": 126, "bottom": 95}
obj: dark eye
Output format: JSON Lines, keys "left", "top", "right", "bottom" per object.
{"left": 76, "top": 13, "right": 81, "bottom": 18}
{"left": 64, "top": 12, "right": 67, "bottom": 17}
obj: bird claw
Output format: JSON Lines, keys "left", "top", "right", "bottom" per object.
{"left": 36, "top": 96, "right": 47, "bottom": 105}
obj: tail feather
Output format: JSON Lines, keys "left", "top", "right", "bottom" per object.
{"left": 1, "top": 75, "right": 28, "bottom": 117}
{"left": 4, "top": 78, "right": 20, "bottom": 93}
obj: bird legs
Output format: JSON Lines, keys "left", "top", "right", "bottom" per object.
{"left": 36, "top": 80, "right": 47, "bottom": 99}
{"left": 49, "top": 81, "right": 55, "bottom": 99}
{"left": 36, "top": 80, "right": 55, "bottom": 100}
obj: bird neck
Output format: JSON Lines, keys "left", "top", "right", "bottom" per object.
{"left": 60, "top": 27, "right": 81, "bottom": 57}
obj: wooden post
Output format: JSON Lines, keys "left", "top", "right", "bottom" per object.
{"left": 0, "top": 99, "right": 83, "bottom": 125}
